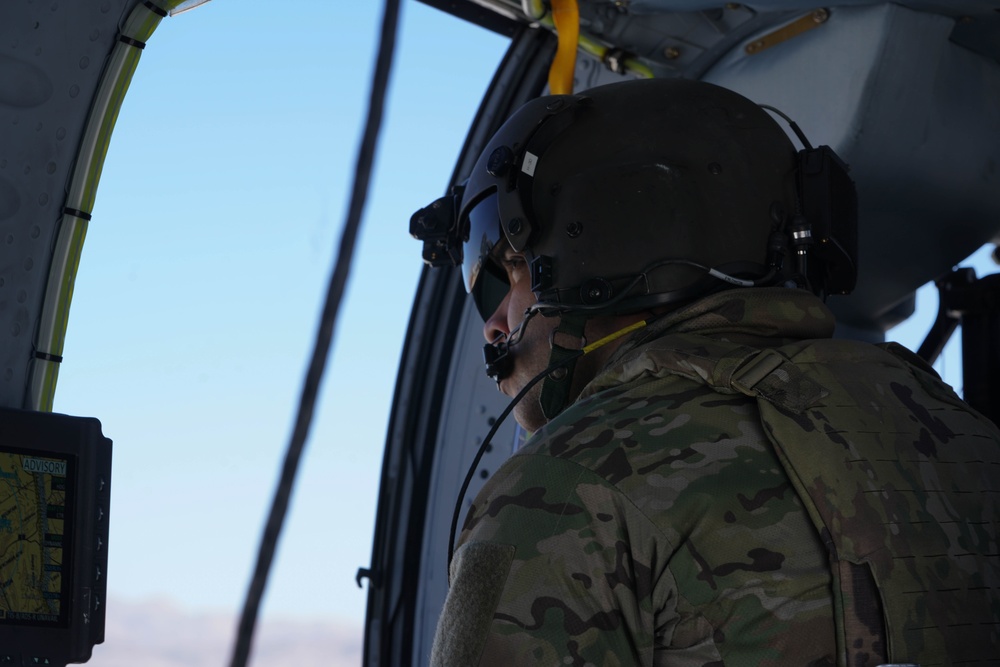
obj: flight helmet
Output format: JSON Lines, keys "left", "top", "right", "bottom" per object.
{"left": 412, "top": 77, "right": 856, "bottom": 321}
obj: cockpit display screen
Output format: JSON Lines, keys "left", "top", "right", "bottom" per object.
{"left": 0, "top": 450, "right": 73, "bottom": 627}
{"left": 0, "top": 408, "right": 111, "bottom": 666}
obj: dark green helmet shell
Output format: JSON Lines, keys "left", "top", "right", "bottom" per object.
{"left": 459, "top": 78, "right": 800, "bottom": 317}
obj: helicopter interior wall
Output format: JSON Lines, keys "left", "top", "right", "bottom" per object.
{"left": 0, "top": 0, "right": 138, "bottom": 409}
{"left": 699, "top": 3, "right": 1000, "bottom": 331}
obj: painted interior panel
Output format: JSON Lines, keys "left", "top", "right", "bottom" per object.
{"left": 0, "top": 0, "right": 136, "bottom": 408}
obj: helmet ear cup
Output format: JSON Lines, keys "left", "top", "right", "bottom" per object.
{"left": 795, "top": 146, "right": 858, "bottom": 295}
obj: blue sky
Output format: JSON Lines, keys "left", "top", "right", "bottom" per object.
{"left": 50, "top": 0, "right": 993, "bottom": 635}
{"left": 55, "top": 0, "right": 508, "bottom": 626}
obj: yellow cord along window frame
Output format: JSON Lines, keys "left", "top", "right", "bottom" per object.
{"left": 548, "top": 0, "right": 579, "bottom": 95}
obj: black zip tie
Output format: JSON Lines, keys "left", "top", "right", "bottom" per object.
{"left": 143, "top": 0, "right": 168, "bottom": 17}
{"left": 119, "top": 35, "right": 147, "bottom": 50}
{"left": 62, "top": 207, "right": 92, "bottom": 221}
{"left": 34, "top": 351, "right": 63, "bottom": 364}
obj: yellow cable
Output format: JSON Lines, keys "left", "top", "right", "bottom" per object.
{"left": 582, "top": 319, "right": 648, "bottom": 355}
{"left": 548, "top": 0, "right": 579, "bottom": 95}
{"left": 541, "top": 13, "right": 654, "bottom": 82}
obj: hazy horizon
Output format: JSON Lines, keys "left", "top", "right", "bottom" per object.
{"left": 89, "top": 594, "right": 363, "bottom": 667}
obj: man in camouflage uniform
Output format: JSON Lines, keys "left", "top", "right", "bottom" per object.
{"left": 414, "top": 79, "right": 1000, "bottom": 666}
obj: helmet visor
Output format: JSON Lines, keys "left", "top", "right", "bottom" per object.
{"left": 462, "top": 192, "right": 509, "bottom": 320}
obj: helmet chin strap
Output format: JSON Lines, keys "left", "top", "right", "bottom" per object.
{"left": 455, "top": 315, "right": 650, "bottom": 570}
{"left": 538, "top": 314, "right": 589, "bottom": 420}
{"left": 538, "top": 314, "right": 653, "bottom": 420}
{"left": 484, "top": 300, "right": 653, "bottom": 420}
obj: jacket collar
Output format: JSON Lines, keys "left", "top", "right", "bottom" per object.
{"left": 578, "top": 287, "right": 835, "bottom": 400}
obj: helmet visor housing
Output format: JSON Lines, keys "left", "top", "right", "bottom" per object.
{"left": 462, "top": 191, "right": 510, "bottom": 320}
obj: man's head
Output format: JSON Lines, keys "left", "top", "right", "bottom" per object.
{"left": 411, "top": 77, "right": 856, "bottom": 429}
{"left": 479, "top": 239, "right": 646, "bottom": 431}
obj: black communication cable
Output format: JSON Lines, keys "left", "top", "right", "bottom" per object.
{"left": 447, "top": 349, "right": 582, "bottom": 568}
{"left": 447, "top": 314, "right": 657, "bottom": 569}
{"left": 227, "top": 1, "right": 401, "bottom": 665}
{"left": 759, "top": 104, "right": 814, "bottom": 150}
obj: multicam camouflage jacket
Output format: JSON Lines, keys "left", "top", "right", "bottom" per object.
{"left": 431, "top": 288, "right": 1000, "bottom": 667}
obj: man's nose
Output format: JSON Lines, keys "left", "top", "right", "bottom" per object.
{"left": 483, "top": 291, "right": 512, "bottom": 344}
